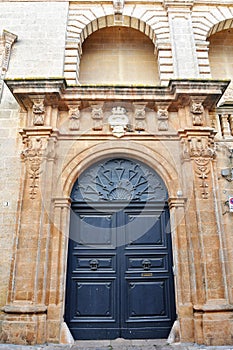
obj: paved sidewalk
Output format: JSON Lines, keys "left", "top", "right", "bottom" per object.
{"left": 0, "top": 339, "right": 233, "bottom": 350}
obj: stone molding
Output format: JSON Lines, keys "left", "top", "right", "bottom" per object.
{"left": 0, "top": 30, "right": 17, "bottom": 100}
{"left": 65, "top": 3, "right": 171, "bottom": 85}
{"left": 8, "top": 78, "right": 227, "bottom": 100}
{"left": 2, "top": 303, "right": 47, "bottom": 314}
{"left": 191, "top": 5, "right": 233, "bottom": 80}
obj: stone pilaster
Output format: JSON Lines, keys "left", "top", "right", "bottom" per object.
{"left": 163, "top": 0, "right": 199, "bottom": 78}
{"left": 47, "top": 198, "right": 71, "bottom": 343}
{"left": 168, "top": 197, "right": 194, "bottom": 342}
{"left": 179, "top": 128, "right": 226, "bottom": 303}
{"left": 1, "top": 81, "right": 64, "bottom": 345}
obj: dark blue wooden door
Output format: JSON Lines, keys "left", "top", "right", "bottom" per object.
{"left": 65, "top": 159, "right": 176, "bottom": 340}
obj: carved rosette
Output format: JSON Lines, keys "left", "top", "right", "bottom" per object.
{"left": 108, "top": 106, "right": 129, "bottom": 138}
{"left": 21, "top": 137, "right": 43, "bottom": 199}
{"left": 133, "top": 103, "right": 146, "bottom": 131}
{"left": 180, "top": 132, "right": 216, "bottom": 199}
{"left": 157, "top": 108, "right": 169, "bottom": 131}
{"left": 32, "top": 99, "right": 45, "bottom": 126}
{"left": 91, "top": 103, "right": 104, "bottom": 131}
{"left": 68, "top": 103, "right": 81, "bottom": 131}
{"left": 190, "top": 101, "right": 204, "bottom": 126}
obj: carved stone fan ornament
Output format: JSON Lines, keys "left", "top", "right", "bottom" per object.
{"left": 71, "top": 158, "right": 167, "bottom": 202}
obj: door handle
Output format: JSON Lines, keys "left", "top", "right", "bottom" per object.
{"left": 89, "top": 259, "right": 99, "bottom": 271}
{"left": 142, "top": 259, "right": 151, "bottom": 270}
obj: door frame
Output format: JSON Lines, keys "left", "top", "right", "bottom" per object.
{"left": 53, "top": 144, "right": 192, "bottom": 343}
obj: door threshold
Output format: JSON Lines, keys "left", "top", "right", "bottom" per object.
{"left": 74, "top": 338, "right": 168, "bottom": 347}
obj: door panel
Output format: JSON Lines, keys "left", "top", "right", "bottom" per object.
{"left": 126, "top": 280, "right": 167, "bottom": 318}
{"left": 78, "top": 213, "right": 115, "bottom": 247}
{"left": 75, "top": 281, "right": 115, "bottom": 318}
{"left": 65, "top": 204, "right": 176, "bottom": 340}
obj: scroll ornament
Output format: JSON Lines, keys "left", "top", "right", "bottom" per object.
{"left": 183, "top": 136, "right": 216, "bottom": 199}
{"left": 21, "top": 137, "right": 43, "bottom": 199}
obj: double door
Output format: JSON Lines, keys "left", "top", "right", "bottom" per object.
{"left": 65, "top": 202, "right": 176, "bottom": 339}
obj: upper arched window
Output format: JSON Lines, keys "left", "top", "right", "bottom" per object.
{"left": 208, "top": 27, "right": 233, "bottom": 81}
{"left": 79, "top": 26, "right": 159, "bottom": 85}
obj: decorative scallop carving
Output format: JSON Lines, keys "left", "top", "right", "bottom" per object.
{"left": 71, "top": 158, "right": 167, "bottom": 202}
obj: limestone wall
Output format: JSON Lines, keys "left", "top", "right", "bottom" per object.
{"left": 0, "top": 87, "right": 21, "bottom": 312}
{"left": 0, "top": 0, "right": 233, "bottom": 346}
{"left": 0, "top": 2, "right": 68, "bottom": 78}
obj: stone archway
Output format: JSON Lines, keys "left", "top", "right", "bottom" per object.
{"left": 64, "top": 157, "right": 176, "bottom": 339}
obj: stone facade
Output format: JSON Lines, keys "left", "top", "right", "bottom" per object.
{"left": 0, "top": 0, "right": 233, "bottom": 347}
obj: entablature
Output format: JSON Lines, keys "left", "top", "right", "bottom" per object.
{"left": 5, "top": 78, "right": 229, "bottom": 112}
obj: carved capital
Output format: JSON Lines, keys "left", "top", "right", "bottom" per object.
{"left": 19, "top": 128, "right": 56, "bottom": 199}
{"left": 179, "top": 129, "right": 216, "bottom": 199}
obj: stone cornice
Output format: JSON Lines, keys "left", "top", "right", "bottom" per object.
{"left": 5, "top": 78, "right": 229, "bottom": 111}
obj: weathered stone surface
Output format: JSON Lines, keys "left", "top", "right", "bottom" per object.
{"left": 1, "top": 1, "right": 233, "bottom": 346}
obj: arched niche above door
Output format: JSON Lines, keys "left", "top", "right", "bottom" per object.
{"left": 71, "top": 158, "right": 168, "bottom": 203}
{"left": 79, "top": 26, "right": 160, "bottom": 85}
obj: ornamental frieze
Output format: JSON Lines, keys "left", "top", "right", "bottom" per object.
{"left": 179, "top": 130, "right": 216, "bottom": 199}
{"left": 21, "top": 137, "right": 43, "bottom": 199}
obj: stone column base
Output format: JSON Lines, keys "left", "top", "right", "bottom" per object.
{"left": 0, "top": 312, "right": 47, "bottom": 345}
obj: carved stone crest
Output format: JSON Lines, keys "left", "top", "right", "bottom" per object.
{"left": 108, "top": 106, "right": 129, "bottom": 138}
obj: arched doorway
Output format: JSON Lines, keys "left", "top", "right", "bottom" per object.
{"left": 65, "top": 158, "right": 176, "bottom": 340}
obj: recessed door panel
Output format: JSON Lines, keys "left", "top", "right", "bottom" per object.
{"left": 78, "top": 214, "right": 114, "bottom": 246}
{"left": 75, "top": 281, "right": 115, "bottom": 319}
{"left": 125, "top": 212, "right": 166, "bottom": 247}
{"left": 126, "top": 280, "right": 168, "bottom": 319}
